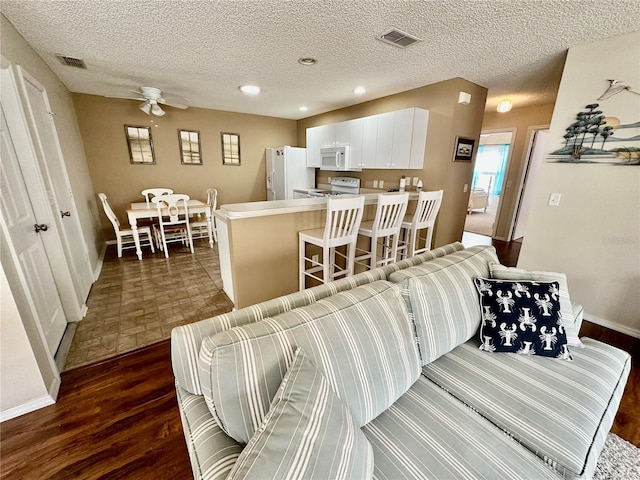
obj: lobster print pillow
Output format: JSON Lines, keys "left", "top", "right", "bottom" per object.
{"left": 474, "top": 278, "right": 572, "bottom": 361}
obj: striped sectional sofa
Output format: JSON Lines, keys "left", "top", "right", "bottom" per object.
{"left": 171, "top": 242, "right": 631, "bottom": 480}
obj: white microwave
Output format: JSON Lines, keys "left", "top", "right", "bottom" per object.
{"left": 319, "top": 146, "right": 361, "bottom": 171}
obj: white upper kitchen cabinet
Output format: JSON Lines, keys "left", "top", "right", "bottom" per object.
{"left": 375, "top": 112, "right": 395, "bottom": 168}
{"left": 376, "top": 108, "right": 428, "bottom": 169}
{"left": 319, "top": 123, "right": 336, "bottom": 148}
{"left": 360, "top": 116, "right": 378, "bottom": 169}
{"left": 391, "top": 108, "right": 414, "bottom": 169}
{"left": 409, "top": 108, "right": 429, "bottom": 169}
{"left": 348, "top": 118, "right": 365, "bottom": 168}
{"left": 305, "top": 126, "right": 320, "bottom": 167}
{"left": 335, "top": 121, "right": 350, "bottom": 146}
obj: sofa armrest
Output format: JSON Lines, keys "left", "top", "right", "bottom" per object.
{"left": 176, "top": 385, "right": 242, "bottom": 480}
{"left": 572, "top": 303, "right": 584, "bottom": 335}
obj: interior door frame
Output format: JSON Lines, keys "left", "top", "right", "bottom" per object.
{"left": 0, "top": 60, "right": 61, "bottom": 405}
{"left": 15, "top": 66, "right": 93, "bottom": 308}
{"left": 474, "top": 127, "right": 517, "bottom": 239}
{"left": 508, "top": 124, "right": 550, "bottom": 241}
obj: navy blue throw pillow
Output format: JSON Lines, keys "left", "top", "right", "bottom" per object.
{"left": 474, "top": 278, "right": 572, "bottom": 361}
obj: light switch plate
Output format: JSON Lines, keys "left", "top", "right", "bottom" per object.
{"left": 379, "top": 180, "right": 384, "bottom": 188}
{"left": 464, "top": 184, "right": 468, "bottom": 193}
{"left": 548, "top": 193, "right": 562, "bottom": 206}
{"left": 373, "top": 180, "right": 378, "bottom": 188}
{"left": 412, "top": 177, "right": 419, "bottom": 186}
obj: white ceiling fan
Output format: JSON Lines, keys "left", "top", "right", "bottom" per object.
{"left": 108, "top": 86, "right": 189, "bottom": 116}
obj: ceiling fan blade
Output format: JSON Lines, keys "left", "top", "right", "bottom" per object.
{"left": 159, "top": 100, "right": 189, "bottom": 109}
{"left": 104, "top": 94, "right": 146, "bottom": 101}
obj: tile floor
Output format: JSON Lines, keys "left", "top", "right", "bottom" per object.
{"left": 63, "top": 239, "right": 233, "bottom": 371}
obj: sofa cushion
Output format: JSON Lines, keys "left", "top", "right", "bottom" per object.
{"left": 391, "top": 246, "right": 499, "bottom": 364}
{"left": 362, "top": 375, "right": 561, "bottom": 480}
{"left": 199, "top": 280, "right": 420, "bottom": 445}
{"left": 489, "top": 263, "right": 583, "bottom": 347}
{"left": 173, "top": 241, "right": 464, "bottom": 396}
{"left": 422, "top": 337, "right": 631, "bottom": 477}
{"left": 388, "top": 245, "right": 498, "bottom": 283}
{"left": 227, "top": 348, "right": 374, "bottom": 480}
{"left": 474, "top": 278, "right": 572, "bottom": 360}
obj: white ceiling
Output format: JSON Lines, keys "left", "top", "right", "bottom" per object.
{"left": 2, "top": 1, "right": 639, "bottom": 120}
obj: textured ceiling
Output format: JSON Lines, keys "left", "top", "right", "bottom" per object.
{"left": 2, "top": 0, "right": 639, "bottom": 119}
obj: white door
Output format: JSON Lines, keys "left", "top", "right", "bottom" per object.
{"left": 1, "top": 105, "right": 67, "bottom": 354}
{"left": 512, "top": 130, "right": 549, "bottom": 240}
{"left": 17, "top": 67, "right": 93, "bottom": 302}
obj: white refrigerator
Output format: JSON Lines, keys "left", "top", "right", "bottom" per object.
{"left": 266, "top": 146, "right": 315, "bottom": 200}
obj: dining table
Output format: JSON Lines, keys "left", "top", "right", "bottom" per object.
{"left": 126, "top": 199, "right": 214, "bottom": 260}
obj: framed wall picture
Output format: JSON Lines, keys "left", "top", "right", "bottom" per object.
{"left": 124, "top": 125, "right": 155, "bottom": 164}
{"left": 178, "top": 129, "right": 202, "bottom": 165}
{"left": 453, "top": 136, "right": 476, "bottom": 162}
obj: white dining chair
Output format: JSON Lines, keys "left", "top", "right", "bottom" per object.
{"left": 299, "top": 195, "right": 365, "bottom": 290}
{"left": 398, "top": 190, "right": 443, "bottom": 259}
{"left": 152, "top": 194, "right": 194, "bottom": 258}
{"left": 355, "top": 192, "right": 408, "bottom": 269}
{"left": 97, "top": 193, "right": 155, "bottom": 258}
{"left": 142, "top": 188, "right": 173, "bottom": 207}
{"left": 191, "top": 187, "right": 218, "bottom": 244}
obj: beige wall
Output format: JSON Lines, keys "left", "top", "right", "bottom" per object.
{"left": 482, "top": 104, "right": 555, "bottom": 239}
{"left": 73, "top": 94, "right": 298, "bottom": 239}
{"left": 297, "top": 77, "right": 488, "bottom": 247}
{"left": 518, "top": 31, "right": 640, "bottom": 337}
{"left": 1, "top": 266, "right": 49, "bottom": 417}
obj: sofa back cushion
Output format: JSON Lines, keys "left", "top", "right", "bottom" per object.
{"left": 172, "top": 241, "right": 464, "bottom": 395}
{"left": 389, "top": 246, "right": 499, "bottom": 364}
{"left": 198, "top": 280, "right": 420, "bottom": 445}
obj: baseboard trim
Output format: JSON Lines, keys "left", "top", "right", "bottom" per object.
{"left": 0, "top": 393, "right": 55, "bottom": 423}
{"left": 93, "top": 243, "right": 106, "bottom": 282}
{"left": 584, "top": 314, "right": 640, "bottom": 339}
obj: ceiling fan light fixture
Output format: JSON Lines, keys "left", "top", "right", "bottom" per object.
{"left": 151, "top": 103, "right": 165, "bottom": 116}
{"left": 139, "top": 101, "right": 151, "bottom": 114}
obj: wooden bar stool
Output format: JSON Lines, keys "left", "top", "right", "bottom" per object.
{"left": 398, "top": 190, "right": 443, "bottom": 259}
{"left": 355, "top": 192, "right": 408, "bottom": 270}
{"left": 299, "top": 196, "right": 365, "bottom": 290}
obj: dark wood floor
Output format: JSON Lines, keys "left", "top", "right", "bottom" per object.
{"left": 1, "top": 239, "right": 638, "bottom": 479}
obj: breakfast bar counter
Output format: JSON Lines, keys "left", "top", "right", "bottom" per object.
{"left": 215, "top": 192, "right": 418, "bottom": 308}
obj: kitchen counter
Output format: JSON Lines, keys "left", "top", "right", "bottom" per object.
{"left": 215, "top": 192, "right": 419, "bottom": 308}
{"left": 217, "top": 191, "right": 417, "bottom": 220}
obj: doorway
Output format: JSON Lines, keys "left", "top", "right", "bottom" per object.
{"left": 511, "top": 128, "right": 549, "bottom": 241}
{"left": 464, "top": 131, "right": 513, "bottom": 237}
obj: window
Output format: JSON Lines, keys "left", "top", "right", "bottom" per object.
{"left": 221, "top": 132, "right": 240, "bottom": 165}
{"left": 124, "top": 125, "right": 155, "bottom": 164}
{"left": 178, "top": 129, "right": 202, "bottom": 165}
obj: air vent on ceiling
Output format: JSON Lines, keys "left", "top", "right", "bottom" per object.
{"left": 377, "top": 28, "right": 421, "bottom": 48}
{"left": 56, "top": 54, "right": 87, "bottom": 69}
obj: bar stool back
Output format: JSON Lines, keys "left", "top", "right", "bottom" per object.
{"left": 355, "top": 192, "right": 408, "bottom": 270}
{"left": 398, "top": 190, "right": 443, "bottom": 259}
{"left": 299, "top": 195, "right": 365, "bottom": 290}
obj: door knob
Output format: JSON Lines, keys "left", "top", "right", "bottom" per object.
{"left": 34, "top": 223, "right": 48, "bottom": 233}
{"left": 60, "top": 211, "right": 71, "bottom": 218}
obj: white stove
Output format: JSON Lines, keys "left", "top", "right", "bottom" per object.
{"left": 306, "top": 177, "right": 361, "bottom": 197}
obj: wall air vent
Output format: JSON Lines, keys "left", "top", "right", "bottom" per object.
{"left": 56, "top": 54, "right": 87, "bottom": 69}
{"left": 377, "top": 28, "right": 421, "bottom": 48}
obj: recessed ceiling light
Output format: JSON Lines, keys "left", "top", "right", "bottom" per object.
{"left": 240, "top": 85, "right": 261, "bottom": 95}
{"left": 298, "top": 57, "right": 317, "bottom": 66}
{"left": 299, "top": 106, "right": 309, "bottom": 112}
{"left": 353, "top": 87, "right": 366, "bottom": 95}
{"left": 497, "top": 99, "right": 512, "bottom": 113}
